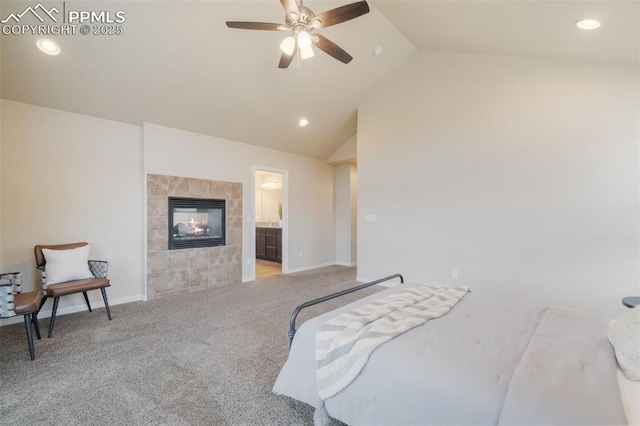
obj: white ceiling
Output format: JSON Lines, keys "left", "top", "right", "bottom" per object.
{"left": 372, "top": 0, "right": 639, "bottom": 64}
{"left": 1, "top": 1, "right": 637, "bottom": 160}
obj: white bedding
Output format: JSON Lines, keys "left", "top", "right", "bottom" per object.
{"left": 618, "top": 368, "right": 640, "bottom": 425}
{"left": 274, "top": 284, "right": 629, "bottom": 425}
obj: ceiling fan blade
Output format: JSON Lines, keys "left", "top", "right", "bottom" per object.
{"left": 280, "top": 0, "right": 299, "bottom": 15}
{"left": 311, "top": 1, "right": 370, "bottom": 29}
{"left": 313, "top": 34, "right": 353, "bottom": 64}
{"left": 226, "top": 21, "right": 284, "bottom": 31}
{"left": 278, "top": 45, "right": 298, "bottom": 69}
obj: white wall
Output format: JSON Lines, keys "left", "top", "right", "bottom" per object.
{"left": 358, "top": 51, "right": 639, "bottom": 317}
{"left": 327, "top": 135, "right": 357, "bottom": 165}
{"left": 143, "top": 123, "right": 335, "bottom": 278}
{"left": 350, "top": 165, "right": 358, "bottom": 264}
{"left": 335, "top": 164, "right": 351, "bottom": 265}
{"left": 335, "top": 164, "right": 357, "bottom": 266}
{"left": 1, "top": 100, "right": 145, "bottom": 315}
{"left": 0, "top": 99, "right": 3, "bottom": 270}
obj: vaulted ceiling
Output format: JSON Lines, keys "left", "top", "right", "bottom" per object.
{"left": 1, "top": 1, "right": 637, "bottom": 160}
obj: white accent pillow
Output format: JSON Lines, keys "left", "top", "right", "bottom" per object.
{"left": 609, "top": 307, "right": 640, "bottom": 381}
{"left": 43, "top": 245, "right": 94, "bottom": 284}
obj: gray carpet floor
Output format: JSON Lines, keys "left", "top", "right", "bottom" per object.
{"left": 0, "top": 265, "right": 380, "bottom": 425}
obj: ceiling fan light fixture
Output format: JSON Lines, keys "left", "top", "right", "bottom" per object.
{"left": 296, "top": 30, "right": 313, "bottom": 50}
{"left": 227, "top": 0, "right": 371, "bottom": 68}
{"left": 300, "top": 46, "right": 315, "bottom": 60}
{"left": 280, "top": 36, "right": 296, "bottom": 56}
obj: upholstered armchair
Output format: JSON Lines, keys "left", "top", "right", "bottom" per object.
{"left": 35, "top": 242, "right": 112, "bottom": 338}
{"left": 0, "top": 272, "right": 43, "bottom": 360}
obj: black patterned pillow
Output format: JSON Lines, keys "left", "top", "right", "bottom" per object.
{"left": 88, "top": 260, "right": 109, "bottom": 278}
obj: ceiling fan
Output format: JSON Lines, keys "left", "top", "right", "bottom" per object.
{"left": 226, "top": 0, "right": 370, "bottom": 69}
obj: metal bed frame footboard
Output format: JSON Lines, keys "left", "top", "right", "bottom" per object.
{"left": 288, "top": 273, "right": 404, "bottom": 346}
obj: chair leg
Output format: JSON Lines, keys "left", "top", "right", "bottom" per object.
{"left": 83, "top": 291, "right": 92, "bottom": 312}
{"left": 100, "top": 287, "right": 112, "bottom": 320}
{"left": 48, "top": 297, "right": 60, "bottom": 338}
{"left": 38, "top": 295, "right": 47, "bottom": 313}
{"left": 32, "top": 312, "right": 41, "bottom": 340}
{"left": 23, "top": 314, "right": 35, "bottom": 361}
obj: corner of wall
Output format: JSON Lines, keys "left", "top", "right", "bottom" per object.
{"left": 326, "top": 135, "right": 357, "bottom": 165}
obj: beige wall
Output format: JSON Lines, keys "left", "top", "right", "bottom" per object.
{"left": 335, "top": 164, "right": 357, "bottom": 266}
{"left": 327, "top": 135, "right": 357, "bottom": 165}
{"left": 143, "top": 123, "right": 335, "bottom": 278}
{"left": 1, "top": 100, "right": 145, "bottom": 315}
{"left": 358, "top": 51, "right": 639, "bottom": 316}
{"left": 0, "top": 101, "right": 338, "bottom": 320}
{"left": 350, "top": 165, "right": 358, "bottom": 264}
{"left": 0, "top": 100, "right": 3, "bottom": 270}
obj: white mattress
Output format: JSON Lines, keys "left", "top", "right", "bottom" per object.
{"left": 618, "top": 368, "right": 640, "bottom": 425}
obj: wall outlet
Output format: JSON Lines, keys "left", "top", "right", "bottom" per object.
{"left": 247, "top": 257, "right": 252, "bottom": 265}
{"left": 299, "top": 251, "right": 303, "bottom": 258}
{"left": 451, "top": 269, "right": 459, "bottom": 280}
{"left": 246, "top": 214, "right": 252, "bottom": 223}
{"left": 365, "top": 214, "right": 377, "bottom": 222}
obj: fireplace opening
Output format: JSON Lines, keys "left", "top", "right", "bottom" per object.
{"left": 168, "top": 197, "right": 225, "bottom": 249}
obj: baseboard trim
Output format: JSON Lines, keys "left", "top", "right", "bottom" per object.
{"left": 0, "top": 294, "right": 144, "bottom": 327}
{"left": 286, "top": 262, "right": 337, "bottom": 274}
{"left": 335, "top": 261, "right": 357, "bottom": 267}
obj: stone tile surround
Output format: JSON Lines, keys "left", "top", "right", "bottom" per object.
{"left": 147, "top": 174, "right": 243, "bottom": 300}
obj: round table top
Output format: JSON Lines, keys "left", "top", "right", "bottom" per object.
{"left": 622, "top": 296, "right": 640, "bottom": 308}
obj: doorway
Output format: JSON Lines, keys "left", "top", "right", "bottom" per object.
{"left": 254, "top": 168, "right": 288, "bottom": 279}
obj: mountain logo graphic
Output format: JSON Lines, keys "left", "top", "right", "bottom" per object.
{"left": 1, "top": 3, "right": 59, "bottom": 24}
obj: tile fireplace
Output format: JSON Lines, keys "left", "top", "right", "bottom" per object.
{"left": 147, "top": 174, "right": 243, "bottom": 300}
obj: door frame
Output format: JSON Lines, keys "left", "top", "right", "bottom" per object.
{"left": 251, "top": 166, "right": 289, "bottom": 278}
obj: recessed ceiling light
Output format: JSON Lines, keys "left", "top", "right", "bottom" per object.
{"left": 36, "top": 38, "right": 61, "bottom": 55}
{"left": 299, "top": 118, "right": 309, "bottom": 127}
{"left": 373, "top": 44, "right": 384, "bottom": 56}
{"left": 576, "top": 19, "right": 601, "bottom": 30}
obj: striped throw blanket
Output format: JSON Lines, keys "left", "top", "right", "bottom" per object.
{"left": 315, "top": 284, "right": 469, "bottom": 402}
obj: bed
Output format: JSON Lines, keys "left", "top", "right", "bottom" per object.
{"left": 273, "top": 275, "right": 637, "bottom": 425}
